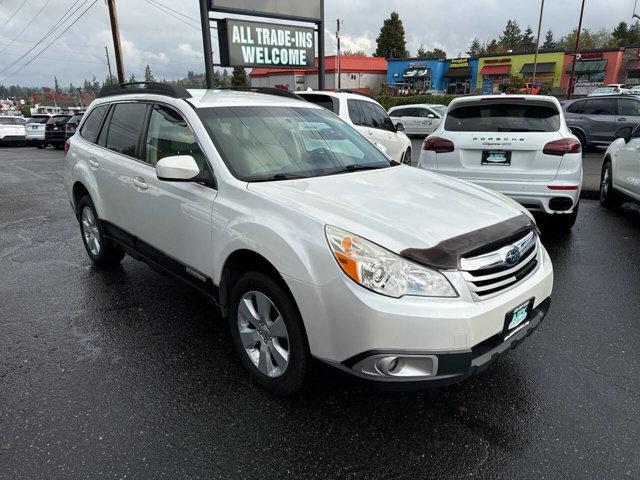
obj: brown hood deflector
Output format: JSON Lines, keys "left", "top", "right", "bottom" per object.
{"left": 400, "top": 214, "right": 537, "bottom": 270}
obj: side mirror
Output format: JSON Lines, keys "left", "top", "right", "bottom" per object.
{"left": 156, "top": 155, "right": 200, "bottom": 181}
{"left": 426, "top": 113, "right": 435, "bottom": 119}
{"left": 395, "top": 122, "right": 405, "bottom": 132}
{"left": 615, "top": 126, "right": 634, "bottom": 143}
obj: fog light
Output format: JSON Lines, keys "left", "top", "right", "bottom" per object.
{"left": 353, "top": 354, "right": 438, "bottom": 379}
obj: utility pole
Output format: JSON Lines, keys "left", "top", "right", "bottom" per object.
{"left": 317, "top": 0, "right": 325, "bottom": 90}
{"left": 105, "top": 46, "right": 114, "bottom": 84}
{"left": 336, "top": 19, "right": 341, "bottom": 90}
{"left": 199, "top": 0, "right": 214, "bottom": 89}
{"left": 567, "top": 0, "right": 586, "bottom": 100}
{"left": 106, "top": 0, "right": 125, "bottom": 83}
{"left": 530, "top": 0, "right": 545, "bottom": 92}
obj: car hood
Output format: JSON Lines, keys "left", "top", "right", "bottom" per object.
{"left": 247, "top": 166, "right": 526, "bottom": 254}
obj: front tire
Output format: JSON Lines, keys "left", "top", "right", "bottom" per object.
{"left": 600, "top": 161, "right": 623, "bottom": 209}
{"left": 402, "top": 147, "right": 412, "bottom": 165}
{"left": 228, "top": 272, "right": 309, "bottom": 395}
{"left": 77, "top": 195, "right": 125, "bottom": 268}
{"left": 572, "top": 129, "right": 587, "bottom": 150}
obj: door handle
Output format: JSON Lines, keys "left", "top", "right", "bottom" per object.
{"left": 618, "top": 117, "right": 627, "bottom": 121}
{"left": 88, "top": 158, "right": 99, "bottom": 169}
{"left": 133, "top": 177, "right": 148, "bottom": 190}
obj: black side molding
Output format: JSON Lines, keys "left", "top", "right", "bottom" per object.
{"left": 400, "top": 214, "right": 537, "bottom": 270}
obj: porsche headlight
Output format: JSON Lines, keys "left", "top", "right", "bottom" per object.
{"left": 325, "top": 226, "right": 457, "bottom": 298}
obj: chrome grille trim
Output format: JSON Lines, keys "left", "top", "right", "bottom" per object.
{"left": 461, "top": 231, "right": 540, "bottom": 301}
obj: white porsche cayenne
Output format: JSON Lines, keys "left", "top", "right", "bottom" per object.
{"left": 64, "top": 83, "right": 553, "bottom": 395}
{"left": 417, "top": 95, "right": 583, "bottom": 232}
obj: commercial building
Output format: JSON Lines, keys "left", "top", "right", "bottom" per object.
{"left": 249, "top": 55, "right": 387, "bottom": 93}
{"left": 619, "top": 47, "right": 640, "bottom": 86}
{"left": 561, "top": 48, "right": 625, "bottom": 95}
{"left": 477, "top": 50, "right": 565, "bottom": 94}
{"left": 386, "top": 57, "right": 479, "bottom": 94}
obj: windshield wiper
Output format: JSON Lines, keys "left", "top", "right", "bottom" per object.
{"left": 323, "top": 164, "right": 389, "bottom": 176}
{"left": 251, "top": 173, "right": 310, "bottom": 182}
{"left": 497, "top": 127, "right": 545, "bottom": 132}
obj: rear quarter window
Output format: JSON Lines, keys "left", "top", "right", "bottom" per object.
{"left": 80, "top": 105, "right": 109, "bottom": 143}
{"left": 299, "top": 94, "right": 339, "bottom": 114}
{"left": 444, "top": 101, "right": 560, "bottom": 132}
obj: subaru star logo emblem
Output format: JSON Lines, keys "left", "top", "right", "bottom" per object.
{"left": 505, "top": 248, "right": 521, "bottom": 266}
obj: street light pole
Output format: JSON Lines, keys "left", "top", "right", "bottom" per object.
{"left": 567, "top": 0, "right": 586, "bottom": 100}
{"left": 531, "top": 0, "right": 545, "bottom": 92}
{"left": 106, "top": 0, "right": 125, "bottom": 83}
{"left": 336, "top": 19, "right": 341, "bottom": 90}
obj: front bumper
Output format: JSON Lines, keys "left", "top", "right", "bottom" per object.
{"left": 334, "top": 297, "right": 550, "bottom": 390}
{"left": 284, "top": 242, "right": 553, "bottom": 382}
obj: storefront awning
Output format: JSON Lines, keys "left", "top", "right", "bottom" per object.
{"left": 520, "top": 62, "right": 556, "bottom": 74}
{"left": 444, "top": 67, "right": 470, "bottom": 78}
{"left": 480, "top": 65, "right": 510, "bottom": 75}
{"left": 565, "top": 59, "right": 607, "bottom": 73}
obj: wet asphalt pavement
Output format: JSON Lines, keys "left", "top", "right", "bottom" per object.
{"left": 1, "top": 147, "right": 639, "bottom": 479}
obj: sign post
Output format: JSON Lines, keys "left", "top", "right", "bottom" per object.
{"left": 199, "top": 0, "right": 215, "bottom": 88}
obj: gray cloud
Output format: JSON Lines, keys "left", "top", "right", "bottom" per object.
{"left": 0, "top": 0, "right": 635, "bottom": 87}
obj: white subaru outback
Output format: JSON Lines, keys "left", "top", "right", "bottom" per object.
{"left": 64, "top": 83, "right": 553, "bottom": 395}
{"left": 418, "top": 95, "right": 583, "bottom": 231}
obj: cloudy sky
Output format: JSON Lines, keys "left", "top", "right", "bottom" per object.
{"left": 0, "top": 0, "right": 636, "bottom": 88}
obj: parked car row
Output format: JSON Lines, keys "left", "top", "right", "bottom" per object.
{"left": 0, "top": 112, "right": 83, "bottom": 148}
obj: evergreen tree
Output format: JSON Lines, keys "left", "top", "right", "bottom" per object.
{"left": 144, "top": 64, "right": 155, "bottom": 82}
{"left": 467, "top": 37, "right": 483, "bottom": 56}
{"left": 374, "top": 11, "right": 409, "bottom": 59}
{"left": 231, "top": 66, "right": 248, "bottom": 86}
{"left": 128, "top": 73, "right": 137, "bottom": 83}
{"left": 499, "top": 19, "right": 522, "bottom": 51}
{"left": 54, "top": 76, "right": 60, "bottom": 94}
{"left": 417, "top": 44, "right": 427, "bottom": 58}
{"left": 484, "top": 39, "right": 503, "bottom": 53}
{"left": 520, "top": 25, "right": 536, "bottom": 52}
{"left": 542, "top": 29, "right": 556, "bottom": 49}
{"left": 610, "top": 21, "right": 629, "bottom": 47}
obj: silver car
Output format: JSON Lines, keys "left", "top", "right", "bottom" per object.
{"left": 388, "top": 104, "right": 446, "bottom": 136}
{"left": 563, "top": 95, "right": 640, "bottom": 148}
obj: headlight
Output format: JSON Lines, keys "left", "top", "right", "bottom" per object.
{"left": 325, "top": 225, "right": 458, "bottom": 298}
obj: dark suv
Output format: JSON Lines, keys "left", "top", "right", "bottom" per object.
{"left": 65, "top": 113, "right": 84, "bottom": 139}
{"left": 45, "top": 114, "right": 72, "bottom": 149}
{"left": 563, "top": 95, "right": 640, "bottom": 148}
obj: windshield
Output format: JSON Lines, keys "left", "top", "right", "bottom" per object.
{"left": 49, "top": 116, "right": 71, "bottom": 124}
{"left": 197, "top": 105, "right": 394, "bottom": 182}
{"left": 431, "top": 105, "right": 447, "bottom": 116}
{"left": 444, "top": 101, "right": 560, "bottom": 132}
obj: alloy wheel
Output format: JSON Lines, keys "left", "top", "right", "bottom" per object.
{"left": 237, "top": 291, "right": 290, "bottom": 378}
{"left": 601, "top": 167, "right": 610, "bottom": 200}
{"left": 81, "top": 206, "right": 101, "bottom": 256}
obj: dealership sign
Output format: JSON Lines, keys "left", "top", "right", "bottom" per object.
{"left": 217, "top": 19, "right": 315, "bottom": 68}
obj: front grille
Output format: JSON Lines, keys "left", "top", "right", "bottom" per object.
{"left": 460, "top": 230, "right": 539, "bottom": 300}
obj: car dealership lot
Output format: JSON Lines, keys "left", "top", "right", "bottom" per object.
{"left": 1, "top": 147, "right": 639, "bottom": 479}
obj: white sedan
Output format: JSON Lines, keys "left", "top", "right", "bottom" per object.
{"left": 600, "top": 125, "right": 640, "bottom": 208}
{"left": 388, "top": 104, "right": 446, "bottom": 136}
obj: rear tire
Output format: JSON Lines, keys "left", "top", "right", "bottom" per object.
{"left": 572, "top": 129, "right": 587, "bottom": 149}
{"left": 36, "top": 143, "right": 45, "bottom": 149}
{"left": 600, "top": 161, "right": 623, "bottom": 209}
{"left": 545, "top": 202, "right": 579, "bottom": 233}
{"left": 228, "top": 271, "right": 309, "bottom": 395}
{"left": 77, "top": 195, "right": 125, "bottom": 268}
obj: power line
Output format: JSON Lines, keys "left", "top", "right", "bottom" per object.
{"left": 0, "top": 0, "right": 29, "bottom": 32}
{"left": 142, "top": 0, "right": 200, "bottom": 31}
{"left": 0, "top": 1, "right": 98, "bottom": 83}
{"left": 0, "top": 0, "right": 52, "bottom": 55}
{"left": 147, "top": 0, "right": 199, "bottom": 24}
{"left": 0, "top": 0, "right": 87, "bottom": 74}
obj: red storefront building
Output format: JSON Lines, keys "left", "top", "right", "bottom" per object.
{"left": 561, "top": 48, "right": 625, "bottom": 96}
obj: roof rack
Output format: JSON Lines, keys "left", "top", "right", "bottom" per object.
{"left": 97, "top": 82, "right": 192, "bottom": 99}
{"left": 221, "top": 86, "right": 303, "bottom": 100}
